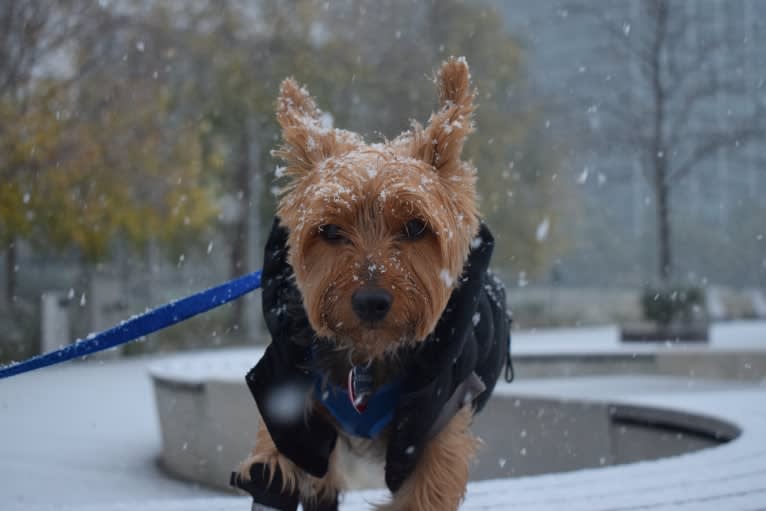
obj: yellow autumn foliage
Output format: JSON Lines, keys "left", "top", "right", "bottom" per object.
{"left": 0, "top": 82, "right": 217, "bottom": 262}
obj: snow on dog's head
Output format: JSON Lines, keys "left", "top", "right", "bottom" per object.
{"left": 274, "top": 58, "right": 480, "bottom": 361}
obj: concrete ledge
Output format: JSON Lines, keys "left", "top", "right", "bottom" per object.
{"left": 149, "top": 351, "right": 745, "bottom": 492}
{"left": 92, "top": 378, "right": 766, "bottom": 511}
{"left": 141, "top": 322, "right": 766, "bottom": 510}
{"left": 151, "top": 349, "right": 259, "bottom": 490}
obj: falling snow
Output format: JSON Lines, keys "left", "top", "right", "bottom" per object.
{"left": 263, "top": 383, "right": 307, "bottom": 424}
{"left": 536, "top": 217, "right": 550, "bottom": 242}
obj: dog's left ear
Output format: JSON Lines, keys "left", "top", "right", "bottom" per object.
{"left": 274, "top": 78, "right": 339, "bottom": 176}
{"left": 410, "top": 57, "right": 476, "bottom": 175}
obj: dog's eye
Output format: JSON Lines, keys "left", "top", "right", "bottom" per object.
{"left": 319, "top": 224, "right": 345, "bottom": 243}
{"left": 402, "top": 219, "right": 427, "bottom": 241}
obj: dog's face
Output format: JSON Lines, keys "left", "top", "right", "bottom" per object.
{"left": 275, "top": 58, "right": 480, "bottom": 361}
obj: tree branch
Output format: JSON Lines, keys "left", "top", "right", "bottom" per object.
{"left": 668, "top": 116, "right": 766, "bottom": 183}
{"left": 565, "top": 1, "right": 658, "bottom": 79}
{"left": 666, "top": 78, "right": 748, "bottom": 149}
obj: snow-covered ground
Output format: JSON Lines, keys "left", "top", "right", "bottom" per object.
{"left": 2, "top": 321, "right": 765, "bottom": 510}
{"left": 0, "top": 358, "right": 221, "bottom": 511}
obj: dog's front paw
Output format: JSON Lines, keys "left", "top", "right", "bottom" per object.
{"left": 251, "top": 504, "right": 284, "bottom": 511}
{"left": 237, "top": 452, "right": 273, "bottom": 481}
{"left": 231, "top": 463, "right": 300, "bottom": 511}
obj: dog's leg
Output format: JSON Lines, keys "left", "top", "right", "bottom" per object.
{"left": 238, "top": 417, "right": 344, "bottom": 511}
{"left": 378, "top": 407, "right": 478, "bottom": 511}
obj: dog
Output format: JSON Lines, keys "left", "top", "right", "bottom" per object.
{"left": 232, "top": 57, "right": 510, "bottom": 511}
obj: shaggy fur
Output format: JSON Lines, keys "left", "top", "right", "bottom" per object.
{"left": 241, "top": 58, "right": 483, "bottom": 510}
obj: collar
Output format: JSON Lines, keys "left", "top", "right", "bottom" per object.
{"left": 307, "top": 342, "right": 403, "bottom": 439}
{"left": 313, "top": 376, "right": 401, "bottom": 438}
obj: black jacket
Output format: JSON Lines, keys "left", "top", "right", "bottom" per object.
{"left": 243, "top": 218, "right": 510, "bottom": 493}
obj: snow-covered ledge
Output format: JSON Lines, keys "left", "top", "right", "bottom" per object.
{"left": 149, "top": 349, "right": 261, "bottom": 491}
{"left": 149, "top": 348, "right": 741, "bottom": 494}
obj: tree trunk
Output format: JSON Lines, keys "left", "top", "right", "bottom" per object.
{"left": 230, "top": 122, "right": 252, "bottom": 332}
{"left": 650, "top": 0, "right": 671, "bottom": 285}
{"left": 657, "top": 181, "right": 672, "bottom": 283}
{"left": 5, "top": 237, "right": 17, "bottom": 306}
{"left": 244, "top": 120, "right": 262, "bottom": 338}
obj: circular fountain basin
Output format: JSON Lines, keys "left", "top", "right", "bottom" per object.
{"left": 149, "top": 348, "right": 741, "bottom": 492}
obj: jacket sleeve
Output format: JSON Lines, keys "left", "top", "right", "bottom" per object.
{"left": 385, "top": 222, "right": 495, "bottom": 493}
{"left": 244, "top": 218, "right": 337, "bottom": 478}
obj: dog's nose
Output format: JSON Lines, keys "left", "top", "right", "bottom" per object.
{"left": 352, "top": 287, "right": 393, "bottom": 322}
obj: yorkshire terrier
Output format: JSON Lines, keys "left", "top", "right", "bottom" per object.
{"left": 232, "top": 58, "right": 510, "bottom": 511}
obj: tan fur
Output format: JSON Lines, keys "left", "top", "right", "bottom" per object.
{"left": 408, "top": 57, "right": 477, "bottom": 175}
{"left": 378, "top": 407, "right": 478, "bottom": 511}
{"left": 239, "top": 57, "right": 484, "bottom": 510}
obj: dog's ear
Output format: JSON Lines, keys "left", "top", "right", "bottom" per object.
{"left": 274, "top": 78, "right": 338, "bottom": 176}
{"left": 410, "top": 57, "right": 476, "bottom": 176}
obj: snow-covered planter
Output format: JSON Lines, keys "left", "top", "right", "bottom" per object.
{"left": 620, "top": 320, "right": 710, "bottom": 342}
{"left": 621, "top": 287, "right": 709, "bottom": 342}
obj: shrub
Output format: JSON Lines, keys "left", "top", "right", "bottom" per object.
{"left": 641, "top": 287, "right": 706, "bottom": 326}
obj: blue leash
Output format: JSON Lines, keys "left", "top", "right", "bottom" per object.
{"left": 0, "top": 270, "right": 262, "bottom": 380}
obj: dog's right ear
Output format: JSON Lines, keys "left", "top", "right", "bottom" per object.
{"left": 274, "top": 79, "right": 338, "bottom": 176}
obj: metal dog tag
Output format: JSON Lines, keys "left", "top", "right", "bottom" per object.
{"left": 347, "top": 365, "right": 374, "bottom": 413}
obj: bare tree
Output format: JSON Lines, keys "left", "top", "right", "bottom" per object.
{"left": 571, "top": 0, "right": 764, "bottom": 284}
